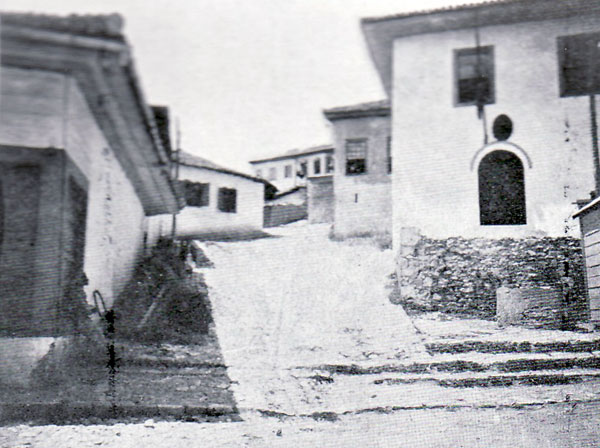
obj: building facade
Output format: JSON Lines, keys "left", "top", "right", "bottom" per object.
{"left": 363, "top": 0, "right": 600, "bottom": 242}
{"left": 361, "top": 0, "right": 600, "bottom": 325}
{"left": 149, "top": 152, "right": 266, "bottom": 239}
{"left": 324, "top": 100, "right": 392, "bottom": 238}
{"left": 0, "top": 13, "right": 179, "bottom": 385}
{"left": 250, "top": 145, "right": 334, "bottom": 194}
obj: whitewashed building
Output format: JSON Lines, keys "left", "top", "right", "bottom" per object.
{"left": 0, "top": 13, "right": 180, "bottom": 385}
{"left": 149, "top": 152, "right": 267, "bottom": 239}
{"left": 361, "top": 0, "right": 600, "bottom": 326}
{"left": 324, "top": 100, "right": 392, "bottom": 238}
{"left": 362, "top": 0, "right": 600, "bottom": 241}
{"left": 250, "top": 145, "right": 334, "bottom": 194}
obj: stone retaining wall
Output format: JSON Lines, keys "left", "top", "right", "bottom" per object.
{"left": 394, "top": 231, "right": 587, "bottom": 327}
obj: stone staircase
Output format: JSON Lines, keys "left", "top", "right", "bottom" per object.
{"left": 290, "top": 317, "right": 600, "bottom": 413}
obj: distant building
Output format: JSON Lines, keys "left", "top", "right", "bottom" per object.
{"left": 250, "top": 144, "right": 334, "bottom": 194}
{"left": 0, "top": 13, "right": 180, "bottom": 385}
{"left": 324, "top": 100, "right": 391, "bottom": 237}
{"left": 149, "top": 152, "right": 268, "bottom": 239}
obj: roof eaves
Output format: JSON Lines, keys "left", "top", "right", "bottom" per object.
{"left": 249, "top": 145, "right": 334, "bottom": 164}
{"left": 178, "top": 161, "right": 268, "bottom": 184}
{"left": 323, "top": 100, "right": 390, "bottom": 120}
{"left": 360, "top": 0, "right": 600, "bottom": 95}
{"left": 573, "top": 196, "right": 600, "bottom": 218}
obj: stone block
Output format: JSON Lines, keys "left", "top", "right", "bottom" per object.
{"left": 497, "top": 286, "right": 563, "bottom": 329}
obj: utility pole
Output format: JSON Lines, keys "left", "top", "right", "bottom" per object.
{"left": 171, "top": 118, "right": 181, "bottom": 239}
{"left": 474, "top": 12, "right": 489, "bottom": 145}
{"left": 590, "top": 94, "right": 600, "bottom": 196}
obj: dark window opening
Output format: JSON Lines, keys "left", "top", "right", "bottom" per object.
{"left": 182, "top": 180, "right": 209, "bottom": 207}
{"left": 298, "top": 162, "right": 307, "bottom": 178}
{"left": 492, "top": 114, "right": 513, "bottom": 141}
{"left": 284, "top": 165, "right": 292, "bottom": 178}
{"left": 326, "top": 155, "right": 334, "bottom": 173}
{"left": 455, "top": 46, "right": 495, "bottom": 106}
{"left": 313, "top": 158, "right": 321, "bottom": 175}
{"left": 478, "top": 150, "right": 526, "bottom": 225}
{"left": 346, "top": 139, "right": 367, "bottom": 175}
{"left": 558, "top": 32, "right": 600, "bottom": 97}
{"left": 218, "top": 187, "right": 237, "bottom": 213}
{"left": 386, "top": 136, "right": 392, "bottom": 174}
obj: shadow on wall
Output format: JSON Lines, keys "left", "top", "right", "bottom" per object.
{"left": 177, "top": 227, "right": 275, "bottom": 242}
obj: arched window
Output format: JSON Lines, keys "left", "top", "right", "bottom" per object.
{"left": 478, "top": 150, "right": 526, "bottom": 225}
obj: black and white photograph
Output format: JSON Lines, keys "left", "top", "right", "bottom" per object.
{"left": 1, "top": 0, "right": 600, "bottom": 446}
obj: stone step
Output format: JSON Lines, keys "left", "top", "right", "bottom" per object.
{"left": 372, "top": 368, "right": 600, "bottom": 388}
{"left": 308, "top": 351, "right": 600, "bottom": 375}
{"left": 425, "top": 339, "right": 600, "bottom": 355}
{"left": 280, "top": 371, "right": 600, "bottom": 414}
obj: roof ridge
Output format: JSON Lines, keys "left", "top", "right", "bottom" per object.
{"left": 249, "top": 144, "right": 334, "bottom": 164}
{"left": 0, "top": 11, "right": 125, "bottom": 39}
{"left": 361, "top": 0, "right": 527, "bottom": 23}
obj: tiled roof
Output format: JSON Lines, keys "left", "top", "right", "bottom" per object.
{"left": 177, "top": 152, "right": 267, "bottom": 184}
{"left": 362, "top": 0, "right": 521, "bottom": 23}
{"left": 323, "top": 99, "right": 390, "bottom": 120}
{"left": 0, "top": 12, "right": 125, "bottom": 40}
{"left": 250, "top": 144, "right": 334, "bottom": 164}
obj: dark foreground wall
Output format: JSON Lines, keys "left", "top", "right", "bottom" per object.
{"left": 394, "top": 234, "right": 587, "bottom": 328}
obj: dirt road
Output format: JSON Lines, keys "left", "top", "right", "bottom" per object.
{"left": 200, "top": 223, "right": 423, "bottom": 416}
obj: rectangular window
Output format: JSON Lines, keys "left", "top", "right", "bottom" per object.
{"left": 183, "top": 180, "right": 209, "bottom": 207}
{"left": 386, "top": 136, "right": 392, "bottom": 174}
{"left": 256, "top": 169, "right": 262, "bottom": 178}
{"left": 218, "top": 187, "right": 237, "bottom": 213}
{"left": 313, "top": 158, "right": 321, "bottom": 175}
{"left": 454, "top": 46, "right": 494, "bottom": 106}
{"left": 284, "top": 164, "right": 292, "bottom": 178}
{"left": 299, "top": 161, "right": 307, "bottom": 178}
{"left": 326, "top": 155, "right": 334, "bottom": 173}
{"left": 268, "top": 167, "right": 277, "bottom": 181}
{"left": 558, "top": 32, "right": 600, "bottom": 97}
{"left": 346, "top": 139, "right": 367, "bottom": 175}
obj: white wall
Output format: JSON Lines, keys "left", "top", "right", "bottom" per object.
{"left": 253, "top": 158, "right": 300, "bottom": 192}
{"left": 0, "top": 67, "right": 146, "bottom": 307}
{"left": 162, "top": 165, "right": 265, "bottom": 237}
{"left": 391, "top": 15, "right": 599, "bottom": 242}
{"left": 331, "top": 115, "right": 391, "bottom": 238}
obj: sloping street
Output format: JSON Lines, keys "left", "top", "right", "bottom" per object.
{"left": 199, "top": 222, "right": 424, "bottom": 416}
{"left": 3, "top": 221, "right": 600, "bottom": 446}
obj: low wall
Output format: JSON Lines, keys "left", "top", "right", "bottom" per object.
{"left": 394, "top": 231, "right": 587, "bottom": 328}
{"left": 264, "top": 204, "right": 307, "bottom": 228}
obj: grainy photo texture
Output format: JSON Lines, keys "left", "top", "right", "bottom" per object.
{"left": 1, "top": 0, "right": 600, "bottom": 446}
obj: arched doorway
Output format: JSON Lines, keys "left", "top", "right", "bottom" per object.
{"left": 478, "top": 150, "right": 526, "bottom": 225}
